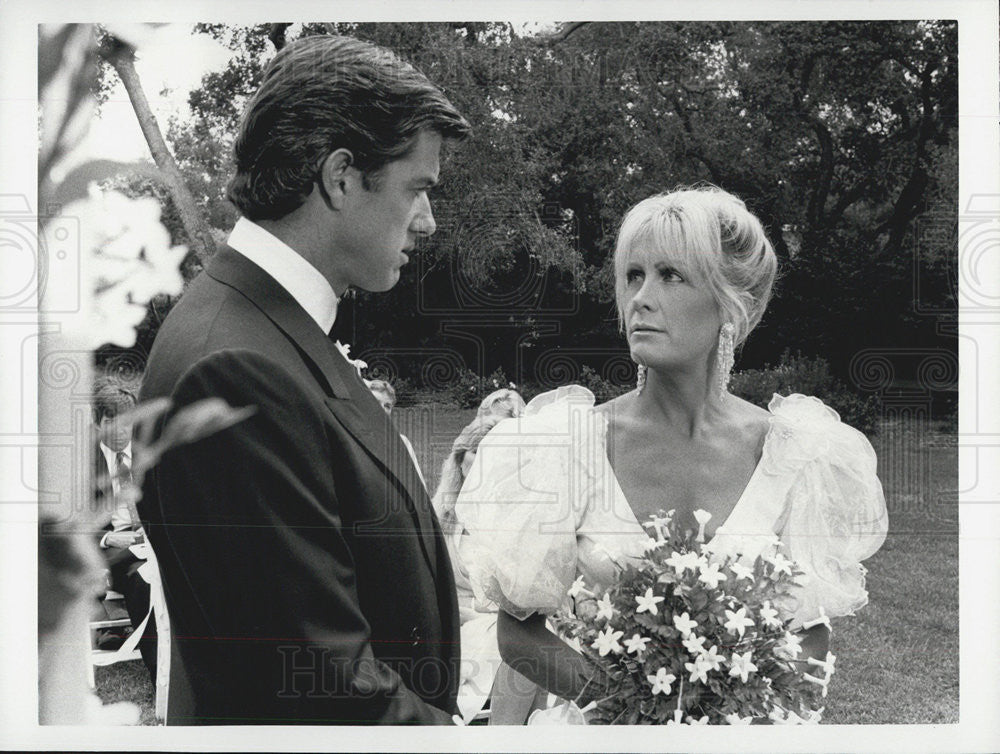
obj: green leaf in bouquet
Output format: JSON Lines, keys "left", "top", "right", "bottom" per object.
{"left": 687, "top": 588, "right": 710, "bottom": 612}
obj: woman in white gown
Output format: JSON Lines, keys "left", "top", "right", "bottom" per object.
{"left": 454, "top": 186, "right": 888, "bottom": 724}
{"left": 432, "top": 389, "right": 527, "bottom": 722}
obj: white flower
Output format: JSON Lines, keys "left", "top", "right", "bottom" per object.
{"left": 758, "top": 601, "right": 782, "bottom": 628}
{"left": 334, "top": 341, "right": 368, "bottom": 375}
{"left": 802, "top": 606, "right": 832, "bottom": 631}
{"left": 646, "top": 667, "right": 676, "bottom": 696}
{"left": 699, "top": 644, "right": 724, "bottom": 673}
{"left": 595, "top": 592, "right": 615, "bottom": 622}
{"left": 765, "top": 552, "right": 795, "bottom": 577}
{"left": 567, "top": 575, "right": 590, "bottom": 599}
{"left": 682, "top": 634, "right": 707, "bottom": 656}
{"left": 774, "top": 631, "right": 803, "bottom": 660}
{"left": 692, "top": 509, "right": 712, "bottom": 542}
{"left": 664, "top": 550, "right": 700, "bottom": 574}
{"left": 776, "top": 709, "right": 810, "bottom": 725}
{"left": 642, "top": 537, "right": 663, "bottom": 555}
{"left": 635, "top": 587, "right": 665, "bottom": 616}
{"left": 53, "top": 186, "right": 188, "bottom": 350}
{"left": 666, "top": 708, "right": 686, "bottom": 725}
{"left": 724, "top": 712, "right": 754, "bottom": 725}
{"left": 729, "top": 561, "right": 755, "bottom": 582}
{"left": 802, "top": 671, "right": 831, "bottom": 696}
{"left": 729, "top": 650, "right": 758, "bottom": 683}
{"left": 592, "top": 627, "right": 624, "bottom": 657}
{"left": 684, "top": 659, "right": 710, "bottom": 685}
{"left": 673, "top": 611, "right": 698, "bottom": 636}
{"left": 723, "top": 607, "right": 755, "bottom": 639}
{"left": 689, "top": 715, "right": 710, "bottom": 725}
{"left": 803, "top": 707, "right": 825, "bottom": 724}
{"left": 624, "top": 633, "right": 651, "bottom": 656}
{"left": 698, "top": 561, "right": 728, "bottom": 589}
{"left": 808, "top": 651, "right": 837, "bottom": 678}
{"left": 642, "top": 512, "right": 672, "bottom": 541}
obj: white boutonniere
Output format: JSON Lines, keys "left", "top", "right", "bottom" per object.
{"left": 333, "top": 341, "right": 368, "bottom": 376}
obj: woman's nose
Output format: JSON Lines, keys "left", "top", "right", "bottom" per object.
{"left": 630, "top": 277, "right": 656, "bottom": 311}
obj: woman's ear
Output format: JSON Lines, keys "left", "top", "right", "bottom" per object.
{"left": 317, "top": 148, "right": 355, "bottom": 210}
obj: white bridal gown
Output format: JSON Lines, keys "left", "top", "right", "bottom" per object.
{"left": 452, "top": 385, "right": 888, "bottom": 718}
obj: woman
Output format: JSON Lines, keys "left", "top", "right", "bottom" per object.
{"left": 432, "top": 389, "right": 526, "bottom": 722}
{"left": 477, "top": 388, "right": 527, "bottom": 419}
{"left": 455, "top": 186, "right": 888, "bottom": 724}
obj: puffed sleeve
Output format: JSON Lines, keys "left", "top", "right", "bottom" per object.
{"left": 769, "top": 394, "right": 889, "bottom": 630}
{"left": 454, "top": 386, "right": 600, "bottom": 620}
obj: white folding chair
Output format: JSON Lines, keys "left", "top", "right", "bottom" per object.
{"left": 86, "top": 544, "right": 171, "bottom": 723}
{"left": 86, "top": 591, "right": 142, "bottom": 688}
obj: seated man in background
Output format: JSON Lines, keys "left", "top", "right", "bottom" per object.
{"left": 92, "top": 380, "right": 157, "bottom": 683}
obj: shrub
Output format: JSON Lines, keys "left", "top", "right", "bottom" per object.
{"left": 729, "top": 351, "right": 880, "bottom": 435}
{"left": 447, "top": 367, "right": 518, "bottom": 409}
{"left": 579, "top": 365, "right": 632, "bottom": 404}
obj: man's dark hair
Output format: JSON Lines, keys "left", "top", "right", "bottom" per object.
{"left": 227, "top": 34, "right": 472, "bottom": 221}
{"left": 92, "top": 380, "right": 137, "bottom": 423}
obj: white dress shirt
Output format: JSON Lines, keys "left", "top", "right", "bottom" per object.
{"left": 98, "top": 441, "right": 138, "bottom": 547}
{"left": 227, "top": 216, "right": 340, "bottom": 334}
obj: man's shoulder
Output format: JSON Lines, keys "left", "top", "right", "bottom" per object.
{"left": 142, "top": 270, "right": 285, "bottom": 400}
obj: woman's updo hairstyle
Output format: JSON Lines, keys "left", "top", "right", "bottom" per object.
{"left": 613, "top": 185, "right": 778, "bottom": 348}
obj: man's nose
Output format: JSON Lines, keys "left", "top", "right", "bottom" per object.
{"left": 411, "top": 194, "right": 436, "bottom": 238}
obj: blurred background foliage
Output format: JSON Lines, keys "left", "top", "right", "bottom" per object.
{"left": 94, "top": 21, "right": 957, "bottom": 416}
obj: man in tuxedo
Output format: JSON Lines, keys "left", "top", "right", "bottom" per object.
{"left": 139, "top": 35, "right": 471, "bottom": 724}
{"left": 92, "top": 380, "right": 157, "bottom": 681}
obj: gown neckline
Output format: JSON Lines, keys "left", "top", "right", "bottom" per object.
{"left": 600, "top": 412, "right": 775, "bottom": 545}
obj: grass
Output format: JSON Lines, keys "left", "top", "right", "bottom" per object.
{"left": 96, "top": 410, "right": 958, "bottom": 725}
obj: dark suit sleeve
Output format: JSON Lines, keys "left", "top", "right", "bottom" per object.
{"left": 147, "top": 350, "right": 455, "bottom": 724}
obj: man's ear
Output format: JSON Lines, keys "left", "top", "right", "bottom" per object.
{"left": 318, "top": 148, "right": 357, "bottom": 210}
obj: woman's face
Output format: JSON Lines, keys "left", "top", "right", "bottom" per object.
{"left": 621, "top": 248, "right": 722, "bottom": 375}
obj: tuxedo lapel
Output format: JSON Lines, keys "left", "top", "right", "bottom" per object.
{"left": 322, "top": 353, "right": 440, "bottom": 580}
{"left": 207, "top": 247, "right": 439, "bottom": 578}
{"left": 205, "top": 247, "right": 351, "bottom": 398}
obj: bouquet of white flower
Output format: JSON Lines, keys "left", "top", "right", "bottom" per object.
{"left": 551, "top": 509, "right": 834, "bottom": 725}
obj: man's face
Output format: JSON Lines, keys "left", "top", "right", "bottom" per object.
{"left": 98, "top": 412, "right": 133, "bottom": 452}
{"left": 336, "top": 129, "right": 441, "bottom": 293}
{"left": 374, "top": 393, "right": 394, "bottom": 415}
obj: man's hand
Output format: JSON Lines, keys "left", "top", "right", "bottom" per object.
{"left": 105, "top": 531, "right": 142, "bottom": 549}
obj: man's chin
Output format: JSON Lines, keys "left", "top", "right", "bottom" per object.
{"left": 358, "top": 272, "right": 401, "bottom": 293}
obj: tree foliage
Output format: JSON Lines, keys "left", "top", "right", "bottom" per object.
{"left": 130, "top": 21, "right": 957, "bottom": 393}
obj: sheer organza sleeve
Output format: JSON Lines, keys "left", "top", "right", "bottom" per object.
{"left": 768, "top": 394, "right": 889, "bottom": 630}
{"left": 454, "top": 386, "right": 599, "bottom": 621}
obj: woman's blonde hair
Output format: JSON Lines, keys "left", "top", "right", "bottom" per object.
{"left": 613, "top": 185, "right": 778, "bottom": 348}
{"left": 432, "top": 414, "right": 507, "bottom": 534}
{"left": 477, "top": 388, "right": 526, "bottom": 419}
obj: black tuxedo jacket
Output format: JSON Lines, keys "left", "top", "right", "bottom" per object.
{"left": 138, "top": 247, "right": 460, "bottom": 724}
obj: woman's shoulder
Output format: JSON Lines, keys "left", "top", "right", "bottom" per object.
{"left": 477, "top": 384, "right": 605, "bottom": 453}
{"left": 759, "top": 393, "right": 877, "bottom": 476}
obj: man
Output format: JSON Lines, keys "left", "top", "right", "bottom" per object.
{"left": 92, "top": 380, "right": 157, "bottom": 682}
{"left": 139, "top": 35, "right": 471, "bottom": 724}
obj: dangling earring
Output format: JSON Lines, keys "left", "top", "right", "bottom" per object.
{"left": 716, "top": 322, "right": 735, "bottom": 396}
{"left": 636, "top": 364, "right": 647, "bottom": 394}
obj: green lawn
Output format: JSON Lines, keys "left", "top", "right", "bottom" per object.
{"left": 95, "top": 410, "right": 958, "bottom": 725}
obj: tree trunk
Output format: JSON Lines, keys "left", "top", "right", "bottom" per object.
{"left": 103, "top": 41, "right": 217, "bottom": 260}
